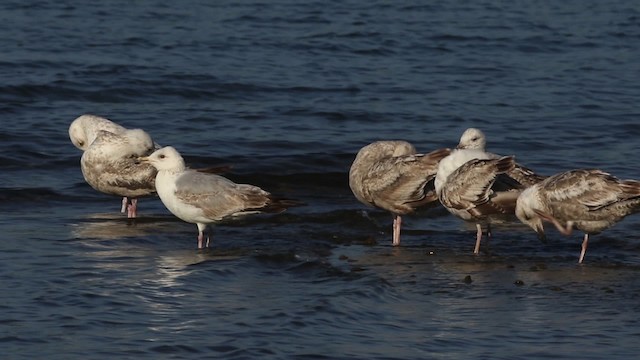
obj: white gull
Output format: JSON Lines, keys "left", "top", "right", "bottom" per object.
{"left": 140, "top": 146, "right": 298, "bottom": 249}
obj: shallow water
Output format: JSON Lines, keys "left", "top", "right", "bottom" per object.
{"left": 2, "top": 0, "right": 640, "bottom": 359}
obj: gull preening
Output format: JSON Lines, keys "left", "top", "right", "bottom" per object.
{"left": 435, "top": 128, "right": 544, "bottom": 254}
{"left": 516, "top": 169, "right": 640, "bottom": 263}
{"left": 69, "top": 114, "right": 157, "bottom": 218}
{"left": 66, "top": 118, "right": 639, "bottom": 263}
{"left": 349, "top": 141, "right": 451, "bottom": 246}
{"left": 455, "top": 128, "right": 545, "bottom": 187}
{"left": 140, "top": 146, "right": 298, "bottom": 249}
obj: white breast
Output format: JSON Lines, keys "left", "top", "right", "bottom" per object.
{"left": 155, "top": 170, "right": 204, "bottom": 224}
{"left": 434, "top": 149, "right": 496, "bottom": 194}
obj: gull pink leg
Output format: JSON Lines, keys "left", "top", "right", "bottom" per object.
{"left": 197, "top": 232, "right": 204, "bottom": 249}
{"left": 121, "top": 197, "right": 128, "bottom": 213}
{"left": 392, "top": 215, "right": 402, "bottom": 246}
{"left": 578, "top": 233, "right": 589, "bottom": 264}
{"left": 474, "top": 223, "right": 483, "bottom": 254}
{"left": 127, "top": 198, "right": 138, "bottom": 218}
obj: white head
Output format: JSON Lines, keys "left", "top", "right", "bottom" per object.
{"left": 68, "top": 114, "right": 124, "bottom": 151}
{"left": 515, "top": 185, "right": 546, "bottom": 241}
{"left": 457, "top": 128, "right": 486, "bottom": 150}
{"left": 141, "top": 146, "right": 186, "bottom": 172}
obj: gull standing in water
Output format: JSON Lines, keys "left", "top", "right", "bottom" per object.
{"left": 349, "top": 140, "right": 451, "bottom": 246}
{"left": 140, "top": 146, "right": 298, "bottom": 249}
{"left": 69, "top": 114, "right": 157, "bottom": 218}
{"left": 435, "top": 128, "right": 544, "bottom": 254}
{"left": 516, "top": 169, "right": 640, "bottom": 263}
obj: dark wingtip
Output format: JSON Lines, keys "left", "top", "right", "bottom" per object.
{"left": 538, "top": 233, "right": 547, "bottom": 245}
{"left": 195, "top": 165, "right": 234, "bottom": 175}
{"left": 261, "top": 197, "right": 305, "bottom": 213}
{"left": 275, "top": 198, "right": 306, "bottom": 208}
{"left": 621, "top": 180, "right": 640, "bottom": 197}
{"left": 537, "top": 230, "right": 547, "bottom": 244}
{"left": 495, "top": 156, "right": 516, "bottom": 173}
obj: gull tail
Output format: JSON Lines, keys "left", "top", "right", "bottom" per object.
{"left": 260, "top": 196, "right": 305, "bottom": 213}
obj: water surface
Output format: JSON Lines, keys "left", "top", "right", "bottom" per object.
{"left": 1, "top": 1, "right": 640, "bottom": 359}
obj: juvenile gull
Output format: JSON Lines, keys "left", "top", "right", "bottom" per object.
{"left": 140, "top": 146, "right": 298, "bottom": 249}
{"left": 456, "top": 128, "right": 545, "bottom": 187}
{"left": 435, "top": 128, "right": 544, "bottom": 254}
{"left": 516, "top": 169, "right": 640, "bottom": 263}
{"left": 436, "top": 154, "right": 521, "bottom": 254}
{"left": 69, "top": 114, "right": 157, "bottom": 218}
{"left": 349, "top": 140, "right": 451, "bottom": 246}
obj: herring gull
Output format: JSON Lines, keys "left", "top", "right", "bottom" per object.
{"left": 140, "top": 146, "right": 298, "bottom": 249}
{"left": 435, "top": 128, "right": 544, "bottom": 254}
{"left": 455, "top": 128, "right": 545, "bottom": 187}
{"left": 516, "top": 169, "right": 640, "bottom": 263}
{"left": 349, "top": 140, "right": 451, "bottom": 246}
{"left": 69, "top": 114, "right": 157, "bottom": 218}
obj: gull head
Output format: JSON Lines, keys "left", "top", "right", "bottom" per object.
{"left": 68, "top": 116, "right": 92, "bottom": 151}
{"left": 139, "top": 146, "right": 186, "bottom": 172}
{"left": 352, "top": 140, "right": 415, "bottom": 165}
{"left": 456, "top": 128, "right": 486, "bottom": 150}
{"left": 515, "top": 186, "right": 546, "bottom": 242}
{"left": 69, "top": 114, "right": 123, "bottom": 151}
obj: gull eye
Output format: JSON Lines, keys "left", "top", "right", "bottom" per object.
{"left": 158, "top": 154, "right": 166, "bottom": 159}
{"left": 78, "top": 140, "right": 84, "bottom": 146}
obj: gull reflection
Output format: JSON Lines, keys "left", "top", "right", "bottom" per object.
{"left": 69, "top": 212, "right": 181, "bottom": 240}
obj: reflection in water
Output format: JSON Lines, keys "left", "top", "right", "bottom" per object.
{"left": 152, "top": 251, "right": 222, "bottom": 288}
{"left": 69, "top": 213, "right": 184, "bottom": 240}
{"left": 78, "top": 231, "right": 246, "bottom": 335}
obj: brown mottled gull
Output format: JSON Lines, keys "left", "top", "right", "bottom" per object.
{"left": 516, "top": 169, "right": 640, "bottom": 263}
{"left": 68, "top": 114, "right": 157, "bottom": 218}
{"left": 456, "top": 128, "right": 545, "bottom": 186}
{"left": 349, "top": 140, "right": 451, "bottom": 246}
{"left": 434, "top": 128, "right": 544, "bottom": 254}
{"left": 140, "top": 146, "right": 299, "bottom": 249}
{"left": 436, "top": 154, "right": 522, "bottom": 254}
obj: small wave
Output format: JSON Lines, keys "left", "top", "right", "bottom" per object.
{"left": 0, "top": 335, "right": 48, "bottom": 344}
{"left": 429, "top": 33, "right": 492, "bottom": 42}
{"left": 353, "top": 47, "right": 397, "bottom": 56}
{"left": 0, "top": 75, "right": 363, "bottom": 104}
{"left": 149, "top": 344, "right": 202, "bottom": 355}
{"left": 0, "top": 187, "right": 63, "bottom": 202}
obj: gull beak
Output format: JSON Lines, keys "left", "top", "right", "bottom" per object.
{"left": 535, "top": 226, "right": 547, "bottom": 244}
{"left": 136, "top": 156, "right": 149, "bottom": 165}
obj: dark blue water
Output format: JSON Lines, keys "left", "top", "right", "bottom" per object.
{"left": 2, "top": 1, "right": 640, "bottom": 359}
